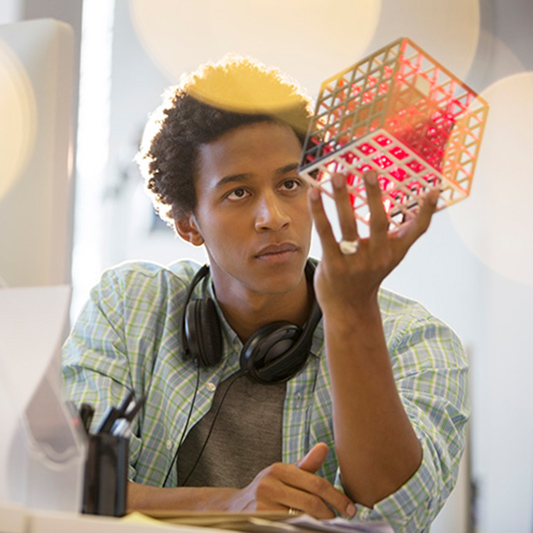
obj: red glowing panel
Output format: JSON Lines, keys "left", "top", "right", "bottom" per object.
{"left": 299, "top": 37, "right": 489, "bottom": 228}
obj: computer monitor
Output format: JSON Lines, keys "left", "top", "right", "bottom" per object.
{"left": 0, "top": 18, "right": 74, "bottom": 287}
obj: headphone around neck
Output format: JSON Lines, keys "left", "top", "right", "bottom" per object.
{"left": 180, "top": 260, "right": 322, "bottom": 384}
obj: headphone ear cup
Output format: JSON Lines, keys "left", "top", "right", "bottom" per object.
{"left": 185, "top": 297, "right": 223, "bottom": 367}
{"left": 240, "top": 321, "right": 304, "bottom": 384}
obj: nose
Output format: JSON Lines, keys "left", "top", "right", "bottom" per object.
{"left": 254, "top": 192, "right": 290, "bottom": 232}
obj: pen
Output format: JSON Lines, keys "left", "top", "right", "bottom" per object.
{"left": 98, "top": 392, "right": 146, "bottom": 435}
{"left": 79, "top": 403, "right": 95, "bottom": 435}
{"left": 111, "top": 418, "right": 131, "bottom": 438}
{"left": 97, "top": 391, "right": 135, "bottom": 434}
{"left": 110, "top": 395, "right": 146, "bottom": 437}
{"left": 124, "top": 394, "right": 146, "bottom": 422}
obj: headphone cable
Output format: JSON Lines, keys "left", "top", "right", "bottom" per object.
{"left": 161, "top": 361, "right": 201, "bottom": 488}
{"left": 179, "top": 370, "right": 245, "bottom": 487}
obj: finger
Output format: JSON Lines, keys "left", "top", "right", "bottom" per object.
{"left": 308, "top": 186, "right": 342, "bottom": 257}
{"left": 278, "top": 465, "right": 356, "bottom": 519}
{"left": 396, "top": 188, "right": 439, "bottom": 246}
{"left": 283, "top": 486, "right": 336, "bottom": 519}
{"left": 256, "top": 464, "right": 335, "bottom": 518}
{"left": 364, "top": 170, "right": 389, "bottom": 244}
{"left": 331, "top": 173, "right": 358, "bottom": 241}
{"left": 296, "top": 443, "right": 329, "bottom": 473}
{"left": 295, "top": 443, "right": 357, "bottom": 519}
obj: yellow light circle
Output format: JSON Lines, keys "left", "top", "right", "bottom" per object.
{"left": 448, "top": 72, "right": 533, "bottom": 286}
{"left": 184, "top": 55, "right": 310, "bottom": 116}
{"left": 0, "top": 39, "right": 36, "bottom": 201}
{"left": 130, "top": 0, "right": 382, "bottom": 95}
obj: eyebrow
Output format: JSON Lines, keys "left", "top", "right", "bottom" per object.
{"left": 213, "top": 162, "right": 300, "bottom": 190}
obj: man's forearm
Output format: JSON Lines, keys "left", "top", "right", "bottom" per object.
{"left": 128, "top": 454, "right": 356, "bottom": 518}
{"left": 127, "top": 481, "right": 238, "bottom": 511}
{"left": 324, "top": 299, "right": 422, "bottom": 508}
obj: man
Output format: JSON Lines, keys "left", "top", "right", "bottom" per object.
{"left": 62, "top": 56, "right": 469, "bottom": 532}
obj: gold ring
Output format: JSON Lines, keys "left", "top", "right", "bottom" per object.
{"left": 339, "top": 239, "right": 360, "bottom": 255}
{"left": 288, "top": 507, "right": 299, "bottom": 516}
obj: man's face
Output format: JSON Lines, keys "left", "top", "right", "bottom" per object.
{"left": 178, "top": 121, "right": 312, "bottom": 301}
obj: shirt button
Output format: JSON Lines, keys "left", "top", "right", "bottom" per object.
{"left": 206, "top": 382, "right": 216, "bottom": 392}
{"left": 166, "top": 440, "right": 172, "bottom": 450}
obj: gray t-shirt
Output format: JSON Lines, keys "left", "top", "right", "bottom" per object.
{"left": 177, "top": 373, "right": 286, "bottom": 488}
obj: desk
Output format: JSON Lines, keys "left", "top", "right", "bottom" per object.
{"left": 0, "top": 505, "right": 394, "bottom": 533}
{"left": 0, "top": 503, "right": 183, "bottom": 533}
{"left": 28, "top": 511, "right": 213, "bottom": 533}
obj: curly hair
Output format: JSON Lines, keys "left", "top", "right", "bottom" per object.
{"left": 136, "top": 55, "right": 314, "bottom": 224}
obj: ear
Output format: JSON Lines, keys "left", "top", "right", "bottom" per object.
{"left": 174, "top": 213, "right": 205, "bottom": 246}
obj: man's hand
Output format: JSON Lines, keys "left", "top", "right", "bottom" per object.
{"left": 128, "top": 444, "right": 356, "bottom": 519}
{"left": 309, "top": 170, "right": 439, "bottom": 313}
{"left": 227, "top": 443, "right": 356, "bottom": 519}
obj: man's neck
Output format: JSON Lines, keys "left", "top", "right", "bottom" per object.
{"left": 212, "top": 276, "right": 312, "bottom": 343}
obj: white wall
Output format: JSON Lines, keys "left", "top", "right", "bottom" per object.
{"left": 0, "top": 0, "right": 21, "bottom": 25}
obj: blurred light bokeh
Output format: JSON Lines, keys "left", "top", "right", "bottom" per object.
{"left": 0, "top": 38, "right": 36, "bottom": 202}
{"left": 364, "top": 0, "right": 481, "bottom": 81}
{"left": 130, "top": 0, "right": 382, "bottom": 96}
{"left": 449, "top": 71, "right": 533, "bottom": 286}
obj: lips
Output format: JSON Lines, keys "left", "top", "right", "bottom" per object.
{"left": 255, "top": 242, "right": 299, "bottom": 258}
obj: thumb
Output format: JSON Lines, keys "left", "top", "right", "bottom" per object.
{"left": 296, "top": 443, "right": 329, "bottom": 473}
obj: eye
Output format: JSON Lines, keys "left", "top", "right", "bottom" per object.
{"left": 226, "top": 187, "right": 250, "bottom": 201}
{"left": 280, "top": 179, "right": 302, "bottom": 192}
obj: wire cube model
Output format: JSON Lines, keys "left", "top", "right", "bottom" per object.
{"left": 299, "top": 37, "right": 489, "bottom": 228}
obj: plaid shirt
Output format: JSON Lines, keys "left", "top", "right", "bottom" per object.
{"left": 62, "top": 259, "right": 469, "bottom": 533}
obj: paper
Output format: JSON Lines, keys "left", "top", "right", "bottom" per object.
{"left": 287, "top": 515, "right": 393, "bottom": 533}
{"left": 141, "top": 511, "right": 291, "bottom": 526}
{"left": 140, "top": 511, "right": 393, "bottom": 533}
{"left": 122, "top": 511, "right": 177, "bottom": 528}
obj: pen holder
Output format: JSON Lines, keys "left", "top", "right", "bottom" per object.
{"left": 82, "top": 433, "right": 128, "bottom": 517}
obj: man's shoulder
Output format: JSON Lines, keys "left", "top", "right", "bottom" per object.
{"left": 98, "top": 258, "right": 204, "bottom": 295}
{"left": 104, "top": 258, "right": 202, "bottom": 280}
